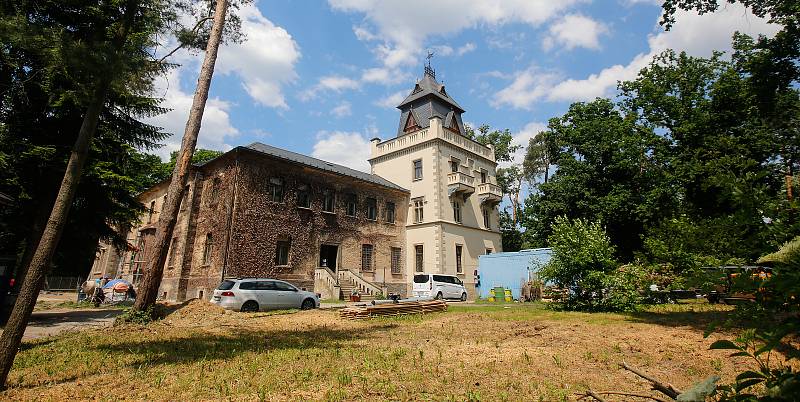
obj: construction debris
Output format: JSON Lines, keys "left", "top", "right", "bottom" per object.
{"left": 339, "top": 299, "right": 447, "bottom": 319}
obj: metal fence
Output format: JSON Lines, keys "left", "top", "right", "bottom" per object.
{"left": 44, "top": 276, "right": 83, "bottom": 291}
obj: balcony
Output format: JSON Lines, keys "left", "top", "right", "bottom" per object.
{"left": 477, "top": 182, "right": 502, "bottom": 206}
{"left": 447, "top": 172, "right": 475, "bottom": 198}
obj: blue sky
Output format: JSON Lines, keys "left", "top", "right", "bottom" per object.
{"left": 147, "top": 0, "right": 779, "bottom": 171}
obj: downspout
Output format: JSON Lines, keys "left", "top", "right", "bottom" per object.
{"left": 221, "top": 150, "right": 240, "bottom": 280}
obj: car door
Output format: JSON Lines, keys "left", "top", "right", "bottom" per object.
{"left": 237, "top": 281, "right": 260, "bottom": 309}
{"left": 445, "top": 276, "right": 458, "bottom": 298}
{"left": 453, "top": 276, "right": 465, "bottom": 297}
{"left": 254, "top": 280, "right": 280, "bottom": 310}
{"left": 273, "top": 281, "right": 301, "bottom": 309}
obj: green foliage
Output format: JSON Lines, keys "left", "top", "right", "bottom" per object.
{"left": 522, "top": 98, "right": 673, "bottom": 260}
{"left": 115, "top": 304, "right": 166, "bottom": 326}
{"left": 540, "top": 217, "right": 643, "bottom": 311}
{"left": 0, "top": 0, "right": 176, "bottom": 276}
{"left": 464, "top": 124, "right": 520, "bottom": 163}
{"left": 149, "top": 148, "right": 224, "bottom": 183}
{"left": 707, "top": 327, "right": 800, "bottom": 401}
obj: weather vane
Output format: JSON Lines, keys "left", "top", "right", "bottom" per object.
{"left": 424, "top": 50, "right": 436, "bottom": 78}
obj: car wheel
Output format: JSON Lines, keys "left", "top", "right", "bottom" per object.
{"left": 435, "top": 292, "right": 443, "bottom": 300}
{"left": 301, "top": 298, "right": 315, "bottom": 310}
{"left": 460, "top": 293, "right": 467, "bottom": 302}
{"left": 240, "top": 300, "right": 259, "bottom": 313}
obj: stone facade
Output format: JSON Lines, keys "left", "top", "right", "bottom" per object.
{"left": 90, "top": 144, "right": 409, "bottom": 302}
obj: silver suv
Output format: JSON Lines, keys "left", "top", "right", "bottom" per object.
{"left": 211, "top": 278, "right": 320, "bottom": 312}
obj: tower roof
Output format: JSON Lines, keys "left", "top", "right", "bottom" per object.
{"left": 396, "top": 69, "right": 464, "bottom": 113}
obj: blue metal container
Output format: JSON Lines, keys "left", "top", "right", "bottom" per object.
{"left": 476, "top": 248, "right": 552, "bottom": 300}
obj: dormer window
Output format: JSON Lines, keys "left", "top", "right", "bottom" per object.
{"left": 449, "top": 117, "right": 460, "bottom": 133}
{"left": 404, "top": 111, "right": 420, "bottom": 133}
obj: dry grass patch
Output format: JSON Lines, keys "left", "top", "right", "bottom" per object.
{"left": 3, "top": 301, "right": 760, "bottom": 401}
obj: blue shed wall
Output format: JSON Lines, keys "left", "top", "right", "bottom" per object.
{"left": 477, "top": 248, "right": 552, "bottom": 300}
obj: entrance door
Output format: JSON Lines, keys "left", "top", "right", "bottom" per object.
{"left": 319, "top": 244, "right": 338, "bottom": 270}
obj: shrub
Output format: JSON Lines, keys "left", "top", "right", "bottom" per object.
{"left": 540, "top": 217, "right": 643, "bottom": 311}
{"left": 114, "top": 305, "right": 166, "bottom": 326}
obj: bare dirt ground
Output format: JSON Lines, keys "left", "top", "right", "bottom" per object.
{"left": 0, "top": 301, "right": 778, "bottom": 401}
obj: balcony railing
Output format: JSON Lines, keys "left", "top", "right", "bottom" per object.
{"left": 477, "top": 182, "right": 502, "bottom": 205}
{"left": 448, "top": 172, "right": 475, "bottom": 197}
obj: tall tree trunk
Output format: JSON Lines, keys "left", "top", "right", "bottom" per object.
{"left": 133, "top": 0, "right": 228, "bottom": 311}
{"left": 0, "top": 81, "right": 110, "bottom": 387}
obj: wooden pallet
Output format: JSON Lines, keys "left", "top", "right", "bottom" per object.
{"left": 339, "top": 300, "right": 448, "bottom": 319}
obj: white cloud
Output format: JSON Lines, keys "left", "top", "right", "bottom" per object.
{"left": 311, "top": 131, "right": 371, "bottom": 172}
{"left": 503, "top": 121, "right": 548, "bottom": 167}
{"left": 216, "top": 2, "right": 301, "bottom": 109}
{"left": 329, "top": 0, "right": 584, "bottom": 70}
{"left": 457, "top": 42, "right": 477, "bottom": 56}
{"left": 491, "top": 68, "right": 562, "bottom": 110}
{"left": 431, "top": 45, "right": 454, "bottom": 57}
{"left": 299, "top": 75, "right": 360, "bottom": 100}
{"left": 360, "top": 67, "right": 409, "bottom": 85}
{"left": 543, "top": 14, "right": 608, "bottom": 51}
{"left": 375, "top": 90, "right": 407, "bottom": 109}
{"left": 493, "top": 4, "right": 781, "bottom": 109}
{"left": 146, "top": 69, "right": 239, "bottom": 160}
{"left": 331, "top": 101, "right": 353, "bottom": 117}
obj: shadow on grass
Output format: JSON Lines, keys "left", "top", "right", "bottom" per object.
{"left": 625, "top": 309, "right": 732, "bottom": 332}
{"left": 95, "top": 323, "right": 399, "bottom": 367}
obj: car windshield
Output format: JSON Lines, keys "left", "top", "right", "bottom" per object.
{"left": 217, "top": 280, "right": 235, "bottom": 290}
{"left": 413, "top": 274, "right": 430, "bottom": 283}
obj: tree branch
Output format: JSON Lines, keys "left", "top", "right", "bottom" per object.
{"left": 621, "top": 361, "right": 683, "bottom": 399}
{"left": 157, "top": 17, "right": 214, "bottom": 63}
{"left": 595, "top": 391, "right": 669, "bottom": 402}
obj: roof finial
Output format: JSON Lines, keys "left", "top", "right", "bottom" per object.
{"left": 424, "top": 50, "right": 436, "bottom": 79}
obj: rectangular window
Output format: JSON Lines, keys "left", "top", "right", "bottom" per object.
{"left": 180, "top": 185, "right": 189, "bottom": 211}
{"left": 385, "top": 202, "right": 395, "bottom": 223}
{"left": 453, "top": 201, "right": 462, "bottom": 223}
{"left": 203, "top": 233, "right": 213, "bottom": 265}
{"left": 207, "top": 178, "right": 220, "bottom": 204}
{"left": 391, "top": 247, "right": 402, "bottom": 274}
{"left": 297, "top": 185, "right": 310, "bottom": 208}
{"left": 413, "top": 199, "right": 424, "bottom": 223}
{"left": 275, "top": 240, "right": 290, "bottom": 266}
{"left": 361, "top": 244, "right": 374, "bottom": 272}
{"left": 413, "top": 159, "right": 423, "bottom": 180}
{"left": 450, "top": 160, "right": 459, "bottom": 173}
{"left": 483, "top": 208, "right": 490, "bottom": 228}
{"left": 323, "top": 190, "right": 335, "bottom": 213}
{"left": 345, "top": 194, "right": 357, "bottom": 216}
{"left": 268, "top": 178, "right": 284, "bottom": 202}
{"left": 480, "top": 171, "right": 487, "bottom": 184}
{"left": 148, "top": 201, "right": 155, "bottom": 223}
{"left": 415, "top": 245, "right": 424, "bottom": 272}
{"left": 366, "top": 198, "right": 377, "bottom": 220}
{"left": 456, "top": 244, "right": 463, "bottom": 274}
{"left": 167, "top": 237, "right": 178, "bottom": 267}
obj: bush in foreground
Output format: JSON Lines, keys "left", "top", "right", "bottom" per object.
{"left": 540, "top": 216, "right": 643, "bottom": 312}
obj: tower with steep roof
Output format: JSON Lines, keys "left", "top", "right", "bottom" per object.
{"left": 369, "top": 63, "right": 503, "bottom": 299}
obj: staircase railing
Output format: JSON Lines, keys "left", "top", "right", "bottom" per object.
{"left": 314, "top": 266, "right": 339, "bottom": 300}
{"left": 338, "top": 269, "right": 382, "bottom": 297}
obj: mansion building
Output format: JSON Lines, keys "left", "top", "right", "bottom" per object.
{"left": 89, "top": 66, "right": 502, "bottom": 300}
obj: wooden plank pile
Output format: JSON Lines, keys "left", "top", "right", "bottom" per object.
{"left": 339, "top": 300, "right": 447, "bottom": 319}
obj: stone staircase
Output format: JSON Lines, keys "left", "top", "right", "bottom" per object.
{"left": 337, "top": 269, "right": 382, "bottom": 302}
{"left": 339, "top": 280, "right": 377, "bottom": 302}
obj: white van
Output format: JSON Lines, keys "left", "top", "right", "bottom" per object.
{"left": 412, "top": 274, "right": 467, "bottom": 301}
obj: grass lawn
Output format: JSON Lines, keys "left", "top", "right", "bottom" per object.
{"left": 3, "top": 301, "right": 758, "bottom": 401}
